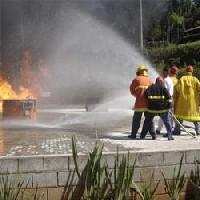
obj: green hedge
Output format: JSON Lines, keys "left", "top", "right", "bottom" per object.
{"left": 146, "top": 40, "right": 200, "bottom": 67}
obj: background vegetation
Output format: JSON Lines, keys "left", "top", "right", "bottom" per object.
{"left": 145, "top": 0, "right": 200, "bottom": 79}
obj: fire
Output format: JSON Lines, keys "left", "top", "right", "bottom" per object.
{"left": 0, "top": 76, "right": 34, "bottom": 112}
{"left": 17, "top": 86, "right": 34, "bottom": 99}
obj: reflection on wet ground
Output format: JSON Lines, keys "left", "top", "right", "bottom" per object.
{"left": 0, "top": 109, "right": 136, "bottom": 156}
{"left": 0, "top": 108, "right": 199, "bottom": 157}
{"left": 0, "top": 128, "right": 135, "bottom": 156}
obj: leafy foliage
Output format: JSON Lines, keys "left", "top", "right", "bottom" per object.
{"left": 107, "top": 150, "right": 136, "bottom": 200}
{"left": 161, "top": 155, "right": 185, "bottom": 200}
{"left": 61, "top": 137, "right": 136, "bottom": 200}
{"left": 147, "top": 40, "right": 200, "bottom": 80}
{"left": 190, "top": 160, "right": 200, "bottom": 186}
{"left": 0, "top": 175, "right": 24, "bottom": 200}
{"left": 135, "top": 172, "right": 160, "bottom": 200}
{"left": 147, "top": 0, "right": 200, "bottom": 44}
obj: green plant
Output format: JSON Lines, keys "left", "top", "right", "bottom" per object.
{"left": 62, "top": 136, "right": 110, "bottom": 200}
{"left": 107, "top": 150, "right": 136, "bottom": 200}
{"left": 0, "top": 175, "right": 24, "bottom": 200}
{"left": 0, "top": 174, "right": 46, "bottom": 200}
{"left": 146, "top": 40, "right": 200, "bottom": 72}
{"left": 61, "top": 170, "right": 76, "bottom": 200}
{"left": 61, "top": 137, "right": 137, "bottom": 200}
{"left": 185, "top": 160, "right": 200, "bottom": 200}
{"left": 135, "top": 172, "right": 159, "bottom": 200}
{"left": 31, "top": 186, "right": 46, "bottom": 200}
{"left": 161, "top": 155, "right": 185, "bottom": 200}
{"left": 83, "top": 143, "right": 109, "bottom": 200}
{"left": 190, "top": 160, "right": 200, "bottom": 186}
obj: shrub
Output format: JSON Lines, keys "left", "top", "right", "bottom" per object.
{"left": 190, "top": 160, "right": 200, "bottom": 187}
{"left": 61, "top": 137, "right": 136, "bottom": 200}
{"left": 146, "top": 40, "right": 200, "bottom": 71}
{"left": 161, "top": 155, "right": 185, "bottom": 200}
{"left": 0, "top": 175, "right": 24, "bottom": 200}
{"left": 135, "top": 172, "right": 159, "bottom": 200}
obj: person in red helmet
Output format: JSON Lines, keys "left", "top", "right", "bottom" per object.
{"left": 141, "top": 76, "right": 174, "bottom": 140}
{"left": 173, "top": 65, "right": 200, "bottom": 135}
{"left": 128, "top": 65, "right": 153, "bottom": 139}
{"left": 170, "top": 65, "right": 178, "bottom": 86}
{"left": 156, "top": 65, "right": 179, "bottom": 135}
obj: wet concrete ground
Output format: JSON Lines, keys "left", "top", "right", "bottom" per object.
{"left": 0, "top": 107, "right": 199, "bottom": 156}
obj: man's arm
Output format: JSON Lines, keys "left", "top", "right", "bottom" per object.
{"left": 130, "top": 79, "right": 137, "bottom": 97}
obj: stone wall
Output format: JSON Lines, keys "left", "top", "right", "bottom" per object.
{"left": 0, "top": 149, "right": 199, "bottom": 200}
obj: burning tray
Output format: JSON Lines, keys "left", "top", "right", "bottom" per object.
{"left": 2, "top": 99, "right": 36, "bottom": 120}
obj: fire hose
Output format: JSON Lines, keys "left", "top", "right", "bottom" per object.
{"left": 170, "top": 111, "right": 197, "bottom": 139}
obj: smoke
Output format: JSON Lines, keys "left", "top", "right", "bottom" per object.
{"left": 0, "top": 0, "right": 171, "bottom": 131}
{"left": 80, "top": 0, "right": 170, "bottom": 45}
{"left": 1, "top": 0, "right": 169, "bottom": 106}
{"left": 45, "top": 9, "right": 157, "bottom": 105}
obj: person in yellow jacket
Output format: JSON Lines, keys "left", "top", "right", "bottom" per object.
{"left": 170, "top": 65, "right": 178, "bottom": 86}
{"left": 173, "top": 65, "right": 200, "bottom": 135}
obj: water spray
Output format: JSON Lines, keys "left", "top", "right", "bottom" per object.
{"left": 170, "top": 111, "right": 197, "bottom": 139}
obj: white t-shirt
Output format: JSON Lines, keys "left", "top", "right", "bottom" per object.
{"left": 164, "top": 76, "right": 174, "bottom": 96}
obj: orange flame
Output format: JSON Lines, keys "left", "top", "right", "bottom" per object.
{"left": 0, "top": 76, "right": 35, "bottom": 112}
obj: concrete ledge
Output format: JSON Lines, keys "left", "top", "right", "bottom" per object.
{"left": 32, "top": 172, "right": 57, "bottom": 187}
{"left": 164, "top": 151, "right": 185, "bottom": 165}
{"left": 43, "top": 157, "right": 68, "bottom": 171}
{"left": 0, "top": 159, "right": 18, "bottom": 173}
{"left": 0, "top": 149, "right": 198, "bottom": 200}
{"left": 186, "top": 149, "right": 200, "bottom": 163}
{"left": 19, "top": 157, "right": 44, "bottom": 172}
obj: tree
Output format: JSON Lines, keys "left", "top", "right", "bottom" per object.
{"left": 193, "top": 0, "right": 200, "bottom": 7}
{"left": 148, "top": 22, "right": 162, "bottom": 42}
{"left": 169, "top": 12, "right": 184, "bottom": 42}
{"left": 192, "top": 3, "right": 200, "bottom": 27}
{"left": 180, "top": 0, "right": 193, "bottom": 16}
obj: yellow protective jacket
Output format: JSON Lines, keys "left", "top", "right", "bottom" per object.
{"left": 170, "top": 75, "right": 178, "bottom": 86}
{"left": 174, "top": 73, "right": 200, "bottom": 121}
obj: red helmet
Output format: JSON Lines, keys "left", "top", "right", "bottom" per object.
{"left": 156, "top": 76, "right": 164, "bottom": 84}
{"left": 170, "top": 66, "right": 178, "bottom": 75}
{"left": 186, "top": 65, "right": 193, "bottom": 72}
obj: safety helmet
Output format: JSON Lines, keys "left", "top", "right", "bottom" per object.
{"left": 186, "top": 65, "right": 193, "bottom": 73}
{"left": 136, "top": 64, "right": 148, "bottom": 76}
{"left": 170, "top": 66, "right": 178, "bottom": 75}
{"left": 156, "top": 76, "right": 164, "bottom": 84}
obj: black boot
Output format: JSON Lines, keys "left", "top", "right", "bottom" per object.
{"left": 194, "top": 122, "right": 200, "bottom": 135}
{"left": 128, "top": 134, "right": 136, "bottom": 139}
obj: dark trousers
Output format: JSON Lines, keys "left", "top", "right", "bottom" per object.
{"left": 131, "top": 111, "right": 143, "bottom": 137}
{"left": 141, "top": 111, "right": 173, "bottom": 139}
{"left": 131, "top": 111, "right": 155, "bottom": 138}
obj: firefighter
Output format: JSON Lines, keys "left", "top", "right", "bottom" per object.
{"left": 156, "top": 66, "right": 178, "bottom": 135}
{"left": 140, "top": 77, "right": 174, "bottom": 140}
{"left": 173, "top": 65, "right": 200, "bottom": 135}
{"left": 128, "top": 64, "right": 153, "bottom": 139}
{"left": 169, "top": 65, "right": 178, "bottom": 86}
